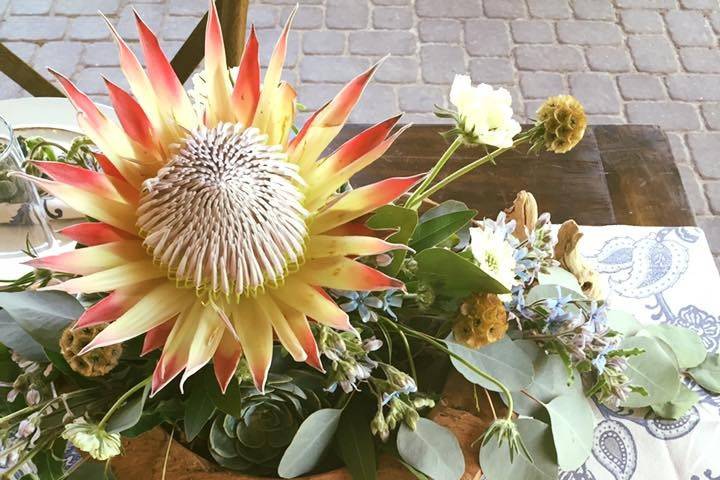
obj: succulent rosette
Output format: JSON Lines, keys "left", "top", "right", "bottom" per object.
{"left": 19, "top": 4, "right": 419, "bottom": 396}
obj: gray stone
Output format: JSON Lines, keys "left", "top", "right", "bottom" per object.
{"left": 573, "top": 0, "right": 615, "bottom": 20}
{"left": 373, "top": 7, "right": 413, "bottom": 29}
{"left": 69, "top": 16, "right": 111, "bottom": 41}
{"left": 73, "top": 67, "right": 127, "bottom": 95}
{"left": 349, "top": 85, "right": 398, "bottom": 123}
{"left": 168, "top": 0, "right": 205, "bottom": 16}
{"left": 628, "top": 36, "right": 680, "bottom": 73}
{"left": 398, "top": 85, "right": 445, "bottom": 113}
{"left": 665, "top": 11, "right": 715, "bottom": 47}
{"left": 280, "top": 6, "right": 323, "bottom": 30}
{"left": 373, "top": 0, "right": 411, "bottom": 4}
{"left": 526, "top": 0, "right": 571, "bottom": 19}
{"left": 415, "top": 0, "right": 482, "bottom": 18}
{"left": 702, "top": 103, "right": 720, "bottom": 130}
{"left": 465, "top": 20, "right": 511, "bottom": 56}
{"left": 418, "top": 19, "right": 461, "bottom": 43}
{"left": 615, "top": 0, "right": 675, "bottom": 7}
{"left": 34, "top": 42, "right": 83, "bottom": 77}
{"left": 302, "top": 31, "right": 345, "bottom": 55}
{"left": 469, "top": 58, "right": 515, "bottom": 85}
{"left": 619, "top": 10, "right": 664, "bottom": 34}
{"left": 261, "top": 0, "right": 321, "bottom": 4}
{"left": 164, "top": 16, "right": 199, "bottom": 41}
{"left": 677, "top": 165, "right": 708, "bottom": 216}
{"left": 626, "top": 102, "right": 701, "bottom": 131}
{"left": 510, "top": 20, "right": 555, "bottom": 43}
{"left": 679, "top": 47, "right": 720, "bottom": 73}
{"left": 326, "top": 0, "right": 368, "bottom": 29}
{"left": 698, "top": 217, "right": 720, "bottom": 254}
{"left": 10, "top": 0, "right": 51, "bottom": 14}
{"left": 55, "top": 0, "right": 119, "bottom": 15}
{"left": 524, "top": 99, "right": 544, "bottom": 120}
{"left": 712, "top": 12, "right": 720, "bottom": 34}
{"left": 706, "top": 182, "right": 720, "bottom": 214}
{"left": 420, "top": 45, "right": 465, "bottom": 84}
{"left": 4, "top": 42, "right": 36, "bottom": 61}
{"left": 82, "top": 42, "right": 121, "bottom": 67}
{"left": 569, "top": 73, "right": 621, "bottom": 114}
{"left": 519, "top": 72, "right": 564, "bottom": 99}
{"left": 557, "top": 21, "right": 623, "bottom": 45}
{"left": 483, "top": 0, "right": 525, "bottom": 19}
{"left": 297, "top": 83, "right": 342, "bottom": 111}
{"left": 680, "top": 0, "right": 719, "bottom": 7}
{"left": 667, "top": 75, "right": 720, "bottom": 101}
{"left": 349, "top": 31, "right": 416, "bottom": 55}
{"left": 515, "top": 45, "right": 584, "bottom": 71}
{"left": 248, "top": 5, "right": 279, "bottom": 29}
{"left": 0, "top": 73, "right": 23, "bottom": 100}
{"left": 666, "top": 133, "right": 689, "bottom": 164}
{"left": 402, "top": 113, "right": 446, "bottom": 124}
{"left": 689, "top": 133, "right": 720, "bottom": 178}
{"left": 375, "top": 57, "right": 419, "bottom": 83}
{"left": 256, "top": 30, "right": 300, "bottom": 67}
{"left": 116, "top": 4, "right": 165, "bottom": 40}
{"left": 300, "top": 56, "right": 369, "bottom": 83}
{"left": 0, "top": 16, "right": 67, "bottom": 41}
{"left": 618, "top": 74, "right": 666, "bottom": 100}
{"left": 586, "top": 46, "right": 632, "bottom": 72}
{"left": 586, "top": 115, "right": 625, "bottom": 125}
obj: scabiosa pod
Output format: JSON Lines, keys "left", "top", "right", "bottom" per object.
{"left": 18, "top": 1, "right": 421, "bottom": 396}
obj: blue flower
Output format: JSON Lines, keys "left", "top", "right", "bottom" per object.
{"left": 592, "top": 344, "right": 615, "bottom": 374}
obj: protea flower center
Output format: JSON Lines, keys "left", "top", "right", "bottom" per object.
{"left": 137, "top": 123, "right": 308, "bottom": 297}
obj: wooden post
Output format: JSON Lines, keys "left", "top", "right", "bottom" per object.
{"left": 218, "top": 0, "right": 250, "bottom": 68}
{"left": 0, "top": 43, "right": 63, "bottom": 97}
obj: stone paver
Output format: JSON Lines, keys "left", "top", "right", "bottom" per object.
{"left": 0, "top": 0, "right": 719, "bottom": 258}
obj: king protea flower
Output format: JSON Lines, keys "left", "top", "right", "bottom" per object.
{"left": 21, "top": 3, "right": 420, "bottom": 395}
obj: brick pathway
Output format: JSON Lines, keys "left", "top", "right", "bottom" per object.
{"left": 1, "top": 0, "right": 719, "bottom": 262}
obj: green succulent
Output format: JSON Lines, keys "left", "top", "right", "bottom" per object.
{"left": 0, "top": 179, "right": 18, "bottom": 202}
{"left": 208, "top": 371, "right": 324, "bottom": 475}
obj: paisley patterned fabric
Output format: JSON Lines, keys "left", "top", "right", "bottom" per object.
{"left": 561, "top": 226, "right": 720, "bottom": 480}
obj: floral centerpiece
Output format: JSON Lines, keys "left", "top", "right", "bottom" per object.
{"left": 0, "top": 5, "right": 718, "bottom": 480}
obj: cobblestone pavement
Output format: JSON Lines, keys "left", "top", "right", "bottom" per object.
{"left": 1, "top": 0, "right": 720, "bottom": 261}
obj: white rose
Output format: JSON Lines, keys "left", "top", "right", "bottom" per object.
{"left": 449, "top": 74, "right": 521, "bottom": 149}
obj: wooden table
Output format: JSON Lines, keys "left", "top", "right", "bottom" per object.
{"left": 335, "top": 124, "right": 695, "bottom": 227}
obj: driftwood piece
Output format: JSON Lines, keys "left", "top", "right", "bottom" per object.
{"left": 554, "top": 220, "right": 606, "bottom": 300}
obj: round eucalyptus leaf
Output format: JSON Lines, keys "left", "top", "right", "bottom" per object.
{"left": 640, "top": 324, "right": 706, "bottom": 369}
{"left": 396, "top": 418, "right": 464, "bottom": 480}
{"left": 446, "top": 335, "right": 534, "bottom": 392}
{"left": 278, "top": 408, "right": 342, "bottom": 478}
{"left": 689, "top": 353, "right": 720, "bottom": 393}
{"left": 537, "top": 267, "right": 583, "bottom": 294}
{"left": 620, "top": 336, "right": 681, "bottom": 408}
{"left": 651, "top": 384, "right": 699, "bottom": 420}
{"left": 525, "top": 284, "right": 584, "bottom": 306}
{"left": 479, "top": 418, "right": 558, "bottom": 480}
{"left": 606, "top": 310, "right": 641, "bottom": 336}
{"left": 546, "top": 393, "right": 594, "bottom": 470}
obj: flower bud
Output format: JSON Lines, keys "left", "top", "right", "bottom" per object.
{"left": 533, "top": 95, "right": 586, "bottom": 154}
{"left": 60, "top": 324, "right": 122, "bottom": 377}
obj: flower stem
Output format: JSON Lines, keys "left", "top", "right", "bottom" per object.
{"left": 383, "top": 319, "right": 514, "bottom": 420}
{"left": 97, "top": 376, "right": 151, "bottom": 430}
{"left": 405, "top": 135, "right": 464, "bottom": 210}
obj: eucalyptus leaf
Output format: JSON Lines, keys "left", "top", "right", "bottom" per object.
{"left": 606, "top": 310, "right": 641, "bottom": 336}
{"left": 278, "top": 408, "right": 342, "bottom": 478}
{"left": 416, "top": 248, "right": 508, "bottom": 296}
{"left": 546, "top": 393, "right": 594, "bottom": 470}
{"left": 620, "top": 336, "right": 681, "bottom": 408}
{"left": 537, "top": 267, "right": 583, "bottom": 294}
{"left": 446, "top": 335, "right": 534, "bottom": 392}
{"left": 335, "top": 401, "right": 376, "bottom": 480}
{"left": 106, "top": 384, "right": 150, "bottom": 434}
{"left": 640, "top": 324, "right": 706, "bottom": 369}
{"left": 651, "top": 383, "right": 699, "bottom": 420}
{"left": 419, "top": 200, "right": 470, "bottom": 222}
{"left": 396, "top": 418, "right": 464, "bottom": 480}
{"left": 367, "top": 204, "right": 418, "bottom": 276}
{"left": 409, "top": 209, "right": 476, "bottom": 252}
{"left": 184, "top": 385, "right": 216, "bottom": 441}
{"left": 479, "top": 418, "right": 558, "bottom": 480}
{"left": 0, "top": 309, "right": 45, "bottom": 361}
{"left": 0, "top": 291, "right": 83, "bottom": 352}
{"left": 688, "top": 353, "right": 720, "bottom": 393}
{"left": 526, "top": 284, "right": 584, "bottom": 305}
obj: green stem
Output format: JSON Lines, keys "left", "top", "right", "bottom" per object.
{"left": 396, "top": 329, "right": 418, "bottom": 383}
{"left": 383, "top": 320, "right": 514, "bottom": 420}
{"left": 405, "top": 136, "right": 464, "bottom": 209}
{"left": 97, "top": 376, "right": 151, "bottom": 430}
{"left": 413, "top": 131, "right": 535, "bottom": 206}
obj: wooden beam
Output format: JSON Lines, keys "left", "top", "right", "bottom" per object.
{"left": 170, "top": 13, "right": 207, "bottom": 84}
{"left": 0, "top": 43, "right": 63, "bottom": 97}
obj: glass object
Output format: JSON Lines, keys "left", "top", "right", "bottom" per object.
{"left": 0, "top": 114, "right": 56, "bottom": 280}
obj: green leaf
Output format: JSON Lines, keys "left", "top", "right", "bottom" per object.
{"left": 0, "top": 309, "right": 45, "bottom": 361}
{"left": 278, "top": 408, "right": 342, "bottom": 478}
{"left": 410, "top": 209, "right": 476, "bottom": 252}
{"left": 526, "top": 284, "right": 584, "bottom": 305}
{"left": 606, "top": 310, "right": 641, "bottom": 336}
{"left": 546, "top": 393, "right": 594, "bottom": 470}
{"left": 537, "top": 267, "right": 583, "bottom": 294}
{"left": 335, "top": 401, "right": 376, "bottom": 480}
{"left": 416, "top": 248, "right": 509, "bottom": 296}
{"left": 201, "top": 368, "right": 243, "bottom": 418}
{"left": 620, "top": 336, "right": 681, "bottom": 408}
{"left": 184, "top": 385, "right": 217, "bottom": 441}
{"left": 446, "top": 335, "right": 534, "bottom": 392}
{"left": 651, "top": 384, "right": 699, "bottom": 420}
{"left": 396, "top": 418, "right": 464, "bottom": 480}
{"left": 106, "top": 384, "right": 150, "bottom": 434}
{"left": 688, "top": 353, "right": 720, "bottom": 393}
{"left": 0, "top": 291, "right": 83, "bottom": 353}
{"left": 479, "top": 418, "right": 558, "bottom": 480}
{"left": 639, "top": 324, "right": 706, "bottom": 369}
{"left": 367, "top": 204, "right": 418, "bottom": 276}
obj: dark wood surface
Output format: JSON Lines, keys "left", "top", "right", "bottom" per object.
{"left": 332, "top": 124, "right": 695, "bottom": 227}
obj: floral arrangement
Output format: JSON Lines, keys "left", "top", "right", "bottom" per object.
{"left": 0, "top": 5, "right": 718, "bottom": 480}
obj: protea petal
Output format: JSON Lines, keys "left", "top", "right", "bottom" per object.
{"left": 93, "top": 152, "right": 123, "bottom": 179}
{"left": 301, "top": 257, "right": 404, "bottom": 291}
{"left": 324, "top": 220, "right": 392, "bottom": 238}
{"left": 25, "top": 240, "right": 146, "bottom": 275}
{"left": 311, "top": 174, "right": 424, "bottom": 234}
{"left": 57, "top": 222, "right": 137, "bottom": 246}
{"left": 153, "top": 302, "right": 202, "bottom": 395}
{"left": 74, "top": 286, "right": 150, "bottom": 329}
{"left": 255, "top": 295, "right": 306, "bottom": 362}
{"left": 308, "top": 235, "right": 410, "bottom": 259}
{"left": 79, "top": 282, "right": 193, "bottom": 354}
{"left": 278, "top": 304, "right": 323, "bottom": 371}
{"left": 271, "top": 278, "right": 351, "bottom": 330}
{"left": 179, "top": 305, "right": 224, "bottom": 391}
{"left": 232, "top": 300, "right": 272, "bottom": 392}
{"left": 213, "top": 331, "right": 243, "bottom": 393}
{"left": 42, "top": 260, "right": 164, "bottom": 294}
{"left": 264, "top": 82, "right": 296, "bottom": 147}
{"left": 204, "top": 0, "right": 233, "bottom": 126}
{"left": 32, "top": 161, "right": 127, "bottom": 203}
{"left": 231, "top": 26, "right": 260, "bottom": 127}
{"left": 142, "top": 317, "right": 176, "bottom": 355}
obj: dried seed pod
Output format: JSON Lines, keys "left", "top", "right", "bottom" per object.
{"left": 453, "top": 293, "right": 508, "bottom": 349}
{"left": 533, "top": 95, "right": 587, "bottom": 154}
{"left": 504, "top": 191, "right": 538, "bottom": 241}
{"left": 554, "top": 220, "right": 605, "bottom": 301}
{"left": 60, "top": 324, "right": 122, "bottom": 377}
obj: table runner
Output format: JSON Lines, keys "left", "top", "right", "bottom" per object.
{"left": 560, "top": 226, "right": 720, "bottom": 480}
